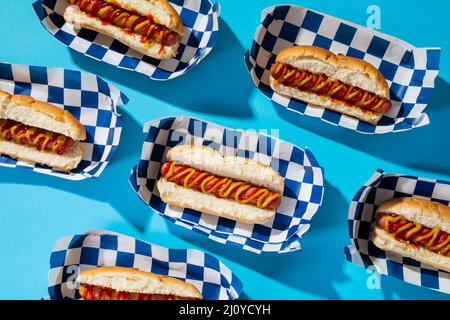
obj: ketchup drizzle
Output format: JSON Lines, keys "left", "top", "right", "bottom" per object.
{"left": 160, "top": 161, "right": 281, "bottom": 210}
{"left": 377, "top": 213, "right": 450, "bottom": 256}
{"left": 0, "top": 119, "right": 73, "bottom": 155}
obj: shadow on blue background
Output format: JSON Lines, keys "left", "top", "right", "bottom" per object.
{"left": 164, "top": 182, "right": 349, "bottom": 299}
{"left": 69, "top": 18, "right": 253, "bottom": 119}
{"left": 1, "top": 7, "right": 447, "bottom": 300}
{"left": 0, "top": 107, "right": 151, "bottom": 232}
{"left": 0, "top": 115, "right": 351, "bottom": 299}
{"left": 1, "top": 112, "right": 445, "bottom": 300}
{"left": 0, "top": 92, "right": 446, "bottom": 299}
{"left": 164, "top": 179, "right": 449, "bottom": 299}
{"left": 0, "top": 18, "right": 257, "bottom": 233}
{"left": 274, "top": 77, "right": 450, "bottom": 175}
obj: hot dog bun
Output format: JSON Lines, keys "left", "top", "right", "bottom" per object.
{"left": 0, "top": 91, "right": 85, "bottom": 171}
{"left": 270, "top": 46, "right": 391, "bottom": 124}
{"left": 0, "top": 92, "right": 86, "bottom": 140}
{"left": 371, "top": 198, "right": 450, "bottom": 272}
{"left": 64, "top": 0, "right": 183, "bottom": 60}
{"left": 78, "top": 266, "right": 203, "bottom": 299}
{"left": 156, "top": 145, "right": 284, "bottom": 224}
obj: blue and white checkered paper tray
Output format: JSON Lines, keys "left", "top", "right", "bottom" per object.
{"left": 48, "top": 230, "right": 242, "bottom": 300}
{"left": 129, "top": 116, "right": 324, "bottom": 254}
{"left": 244, "top": 5, "right": 441, "bottom": 134}
{"left": 33, "top": 0, "right": 220, "bottom": 81}
{"left": 345, "top": 170, "right": 450, "bottom": 294}
{"left": 0, "top": 62, "right": 128, "bottom": 180}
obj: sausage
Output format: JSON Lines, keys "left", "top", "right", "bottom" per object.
{"left": 160, "top": 162, "right": 282, "bottom": 210}
{"left": 271, "top": 62, "right": 392, "bottom": 114}
{"left": 376, "top": 101, "right": 392, "bottom": 114}
{"left": 164, "top": 32, "right": 180, "bottom": 45}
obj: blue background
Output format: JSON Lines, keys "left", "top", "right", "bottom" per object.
{"left": 1, "top": 0, "right": 449, "bottom": 299}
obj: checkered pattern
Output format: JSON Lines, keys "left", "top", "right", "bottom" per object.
{"left": 244, "top": 5, "right": 441, "bottom": 134}
{"left": 0, "top": 62, "right": 128, "bottom": 180}
{"left": 48, "top": 230, "right": 242, "bottom": 300}
{"left": 128, "top": 116, "right": 324, "bottom": 254}
{"left": 33, "top": 0, "right": 220, "bottom": 81}
{"left": 344, "top": 170, "right": 450, "bottom": 294}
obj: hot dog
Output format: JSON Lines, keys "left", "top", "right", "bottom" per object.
{"left": 157, "top": 145, "right": 285, "bottom": 224}
{"left": 78, "top": 266, "right": 203, "bottom": 300}
{"left": 0, "top": 91, "right": 86, "bottom": 171}
{"left": 64, "top": 0, "right": 184, "bottom": 60}
{"left": 270, "top": 46, "right": 392, "bottom": 124}
{"left": 0, "top": 119, "right": 74, "bottom": 156}
{"left": 371, "top": 197, "right": 450, "bottom": 272}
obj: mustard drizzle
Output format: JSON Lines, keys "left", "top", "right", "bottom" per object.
{"left": 163, "top": 162, "right": 280, "bottom": 209}
{"left": 273, "top": 64, "right": 386, "bottom": 108}
{"left": 382, "top": 214, "right": 450, "bottom": 255}
{"left": 0, "top": 119, "right": 68, "bottom": 152}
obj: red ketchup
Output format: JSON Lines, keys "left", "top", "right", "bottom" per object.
{"left": 376, "top": 213, "right": 450, "bottom": 255}
{"left": 80, "top": 284, "right": 198, "bottom": 300}
{"left": 0, "top": 119, "right": 73, "bottom": 155}
{"left": 160, "top": 162, "right": 281, "bottom": 210}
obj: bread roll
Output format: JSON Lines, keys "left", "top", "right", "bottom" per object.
{"left": 0, "top": 91, "right": 85, "bottom": 171}
{"left": 64, "top": 0, "right": 184, "bottom": 60}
